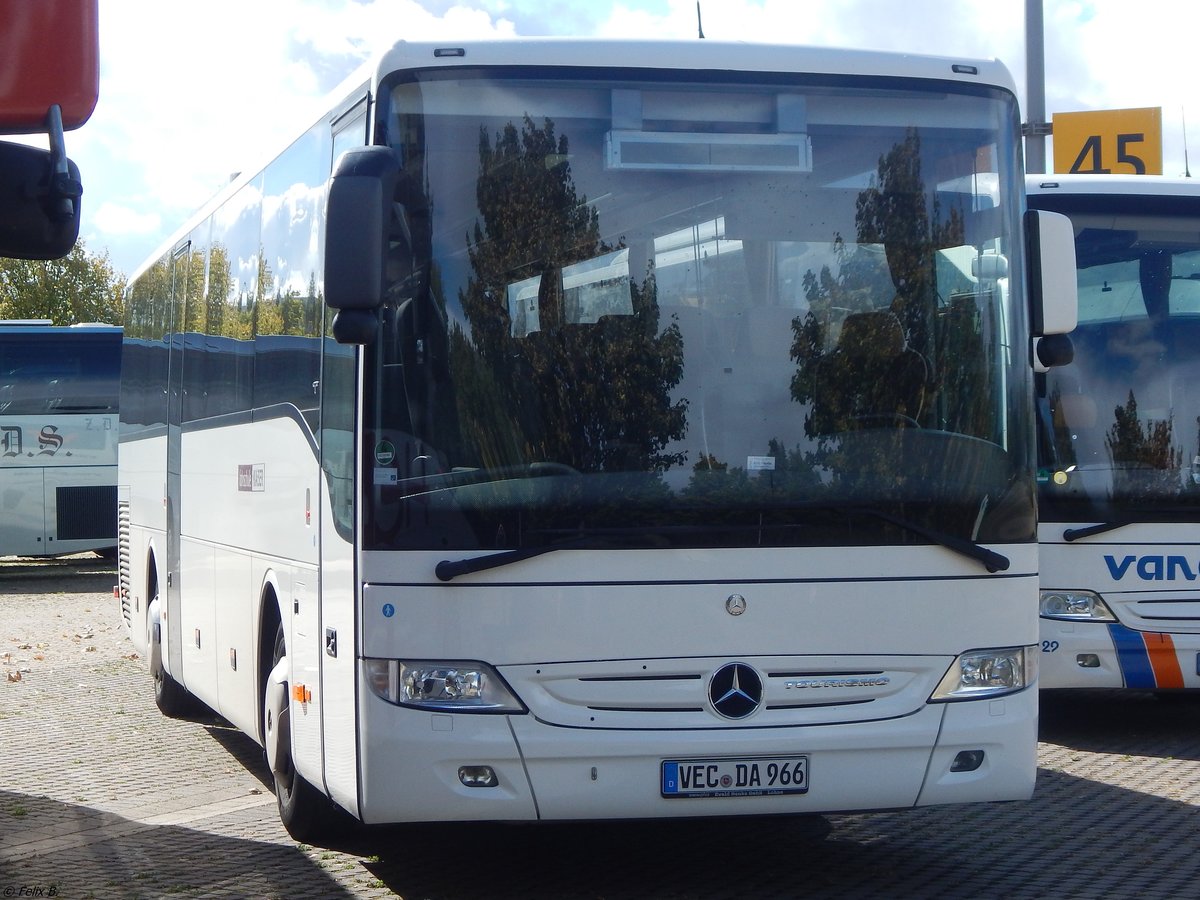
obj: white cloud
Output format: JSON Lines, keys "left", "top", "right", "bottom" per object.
{"left": 91, "top": 202, "right": 160, "bottom": 237}
{"left": 78, "top": 0, "right": 523, "bottom": 274}
{"left": 73, "top": 0, "right": 1200, "bottom": 275}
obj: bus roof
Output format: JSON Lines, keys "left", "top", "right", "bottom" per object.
{"left": 375, "top": 38, "right": 1017, "bottom": 94}
{"left": 1027, "top": 173, "right": 1200, "bottom": 199}
{"left": 0, "top": 321, "right": 121, "bottom": 334}
{"left": 128, "top": 36, "right": 1018, "bottom": 286}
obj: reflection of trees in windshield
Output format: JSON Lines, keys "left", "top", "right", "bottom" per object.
{"left": 790, "top": 129, "right": 975, "bottom": 442}
{"left": 1042, "top": 327, "right": 1200, "bottom": 513}
{"left": 1106, "top": 391, "right": 1183, "bottom": 500}
{"left": 367, "top": 107, "right": 1028, "bottom": 550}
{"left": 764, "top": 128, "right": 1016, "bottom": 541}
{"left": 454, "top": 115, "right": 687, "bottom": 475}
{"left": 681, "top": 439, "right": 822, "bottom": 509}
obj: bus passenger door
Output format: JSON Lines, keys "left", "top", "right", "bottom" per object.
{"left": 318, "top": 96, "right": 369, "bottom": 816}
{"left": 164, "top": 241, "right": 188, "bottom": 683}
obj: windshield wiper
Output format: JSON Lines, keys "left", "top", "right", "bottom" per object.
{"left": 436, "top": 537, "right": 592, "bottom": 582}
{"left": 1063, "top": 521, "right": 1130, "bottom": 542}
{"left": 435, "top": 532, "right": 659, "bottom": 582}
{"left": 1065, "top": 508, "right": 1200, "bottom": 542}
{"left": 835, "top": 506, "right": 1010, "bottom": 573}
{"left": 1062, "top": 507, "right": 1200, "bottom": 542}
{"left": 435, "top": 510, "right": 1009, "bottom": 581}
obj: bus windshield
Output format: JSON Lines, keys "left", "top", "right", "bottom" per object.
{"left": 1037, "top": 192, "right": 1200, "bottom": 521}
{"left": 0, "top": 328, "right": 120, "bottom": 415}
{"left": 364, "top": 68, "right": 1031, "bottom": 552}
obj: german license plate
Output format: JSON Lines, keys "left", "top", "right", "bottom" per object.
{"left": 661, "top": 755, "right": 809, "bottom": 798}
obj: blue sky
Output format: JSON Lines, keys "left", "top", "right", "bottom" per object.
{"left": 52, "top": 0, "right": 1200, "bottom": 277}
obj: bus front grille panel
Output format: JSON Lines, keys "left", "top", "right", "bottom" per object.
{"left": 501, "top": 657, "right": 941, "bottom": 729}
{"left": 1124, "top": 598, "right": 1200, "bottom": 629}
{"left": 55, "top": 485, "right": 117, "bottom": 541}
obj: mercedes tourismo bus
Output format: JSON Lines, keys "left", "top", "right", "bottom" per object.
{"left": 1030, "top": 174, "right": 1200, "bottom": 691}
{"left": 1, "top": 321, "right": 120, "bottom": 557}
{"left": 117, "top": 38, "right": 1077, "bottom": 840}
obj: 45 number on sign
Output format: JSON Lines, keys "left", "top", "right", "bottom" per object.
{"left": 1069, "top": 131, "right": 1147, "bottom": 174}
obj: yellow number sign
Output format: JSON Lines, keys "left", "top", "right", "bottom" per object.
{"left": 1052, "top": 107, "right": 1162, "bottom": 175}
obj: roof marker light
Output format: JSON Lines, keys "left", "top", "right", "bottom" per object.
{"left": 434, "top": 47, "right": 466, "bottom": 58}
{"left": 952, "top": 64, "right": 978, "bottom": 75}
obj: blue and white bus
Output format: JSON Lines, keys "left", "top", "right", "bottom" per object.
{"left": 0, "top": 321, "right": 120, "bottom": 557}
{"left": 1031, "top": 174, "right": 1200, "bottom": 692}
{"left": 117, "top": 38, "right": 1076, "bottom": 840}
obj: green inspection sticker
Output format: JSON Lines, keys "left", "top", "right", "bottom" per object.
{"left": 374, "top": 440, "right": 396, "bottom": 466}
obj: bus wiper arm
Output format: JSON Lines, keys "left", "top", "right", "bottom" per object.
{"left": 1063, "top": 521, "right": 1129, "bottom": 542}
{"left": 1061, "top": 507, "right": 1200, "bottom": 542}
{"left": 436, "top": 533, "right": 640, "bottom": 582}
{"left": 436, "top": 540, "right": 582, "bottom": 582}
{"left": 837, "top": 507, "right": 1010, "bottom": 573}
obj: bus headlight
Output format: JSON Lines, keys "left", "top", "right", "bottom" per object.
{"left": 364, "top": 659, "right": 525, "bottom": 712}
{"left": 1039, "top": 589, "right": 1116, "bottom": 621}
{"left": 929, "top": 647, "right": 1035, "bottom": 702}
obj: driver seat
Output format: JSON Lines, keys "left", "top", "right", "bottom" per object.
{"left": 812, "top": 310, "right": 928, "bottom": 432}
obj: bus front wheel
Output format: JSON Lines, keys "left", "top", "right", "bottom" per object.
{"left": 264, "top": 619, "right": 334, "bottom": 842}
{"left": 149, "top": 594, "right": 194, "bottom": 718}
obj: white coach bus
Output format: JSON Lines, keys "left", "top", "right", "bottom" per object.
{"left": 0, "top": 321, "right": 120, "bottom": 557}
{"left": 1030, "top": 174, "right": 1200, "bottom": 692}
{"left": 117, "top": 38, "right": 1076, "bottom": 840}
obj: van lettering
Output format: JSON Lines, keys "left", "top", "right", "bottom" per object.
{"left": 1167, "top": 556, "right": 1198, "bottom": 581}
{"left": 1104, "top": 555, "right": 1135, "bottom": 580}
{"left": 1136, "top": 556, "right": 1164, "bottom": 581}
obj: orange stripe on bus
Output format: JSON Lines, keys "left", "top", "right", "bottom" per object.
{"left": 1143, "top": 632, "right": 1185, "bottom": 689}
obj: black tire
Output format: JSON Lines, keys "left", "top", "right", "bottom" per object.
{"left": 153, "top": 658, "right": 194, "bottom": 717}
{"left": 265, "top": 619, "right": 337, "bottom": 842}
{"left": 150, "top": 591, "right": 195, "bottom": 718}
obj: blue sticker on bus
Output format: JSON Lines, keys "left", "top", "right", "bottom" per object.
{"left": 382, "top": 603, "right": 395, "bottom": 618}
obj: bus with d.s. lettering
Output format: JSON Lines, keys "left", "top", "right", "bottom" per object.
{"left": 1, "top": 322, "right": 120, "bottom": 557}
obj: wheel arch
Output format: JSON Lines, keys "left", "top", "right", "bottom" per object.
{"left": 257, "top": 571, "right": 284, "bottom": 745}
{"left": 143, "top": 542, "right": 162, "bottom": 665}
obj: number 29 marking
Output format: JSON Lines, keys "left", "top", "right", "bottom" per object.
{"left": 1041, "top": 640, "right": 1060, "bottom": 653}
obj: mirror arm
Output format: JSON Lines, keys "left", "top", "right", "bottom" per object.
{"left": 41, "top": 104, "right": 83, "bottom": 222}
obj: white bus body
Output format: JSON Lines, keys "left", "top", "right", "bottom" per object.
{"left": 1030, "top": 174, "right": 1200, "bottom": 691}
{"left": 1, "top": 322, "right": 120, "bottom": 557}
{"left": 118, "top": 39, "right": 1075, "bottom": 839}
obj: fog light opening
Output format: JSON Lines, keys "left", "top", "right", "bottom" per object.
{"left": 950, "top": 750, "right": 985, "bottom": 773}
{"left": 1076, "top": 654, "right": 1101, "bottom": 668}
{"left": 458, "top": 765, "right": 499, "bottom": 788}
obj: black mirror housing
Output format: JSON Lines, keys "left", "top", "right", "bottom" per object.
{"left": 1035, "top": 333, "right": 1074, "bottom": 368}
{"left": 332, "top": 308, "right": 379, "bottom": 345}
{"left": 324, "top": 146, "right": 401, "bottom": 314}
{"left": 0, "top": 140, "right": 81, "bottom": 260}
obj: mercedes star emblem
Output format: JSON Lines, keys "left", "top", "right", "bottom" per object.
{"left": 709, "top": 662, "right": 764, "bottom": 719}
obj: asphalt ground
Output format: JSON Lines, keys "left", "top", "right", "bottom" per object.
{"left": 3, "top": 555, "right": 1200, "bottom": 899}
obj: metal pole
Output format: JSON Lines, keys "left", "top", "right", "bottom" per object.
{"left": 1024, "top": 0, "right": 1049, "bottom": 174}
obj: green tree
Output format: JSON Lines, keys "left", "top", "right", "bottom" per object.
{"left": 0, "top": 241, "right": 124, "bottom": 324}
{"left": 790, "top": 128, "right": 967, "bottom": 438}
{"left": 1107, "top": 391, "right": 1183, "bottom": 500}
{"left": 456, "top": 115, "right": 687, "bottom": 473}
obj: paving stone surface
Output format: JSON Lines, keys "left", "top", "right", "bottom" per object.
{"left": 3, "top": 555, "right": 1199, "bottom": 898}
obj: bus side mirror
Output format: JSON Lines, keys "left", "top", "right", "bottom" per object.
{"left": 0, "top": 138, "right": 82, "bottom": 260}
{"left": 1025, "top": 209, "right": 1078, "bottom": 370}
{"left": 324, "top": 146, "right": 401, "bottom": 344}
